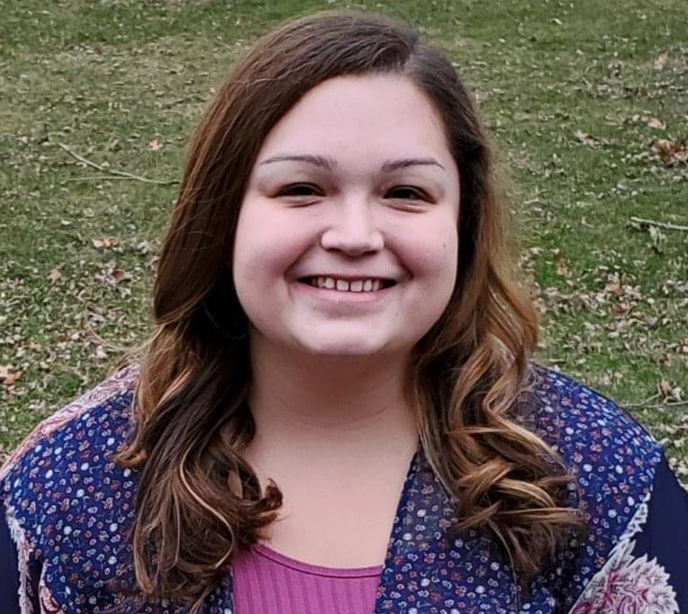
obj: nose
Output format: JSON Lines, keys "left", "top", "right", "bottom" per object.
{"left": 319, "top": 196, "right": 384, "bottom": 257}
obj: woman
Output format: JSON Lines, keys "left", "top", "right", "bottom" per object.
{"left": 1, "top": 10, "right": 687, "bottom": 614}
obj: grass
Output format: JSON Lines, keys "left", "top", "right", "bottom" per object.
{"left": 0, "top": 0, "right": 686, "bottom": 476}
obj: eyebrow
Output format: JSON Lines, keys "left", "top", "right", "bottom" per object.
{"left": 259, "top": 154, "right": 445, "bottom": 172}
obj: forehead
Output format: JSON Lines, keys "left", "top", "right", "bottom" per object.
{"left": 254, "top": 74, "right": 453, "bottom": 168}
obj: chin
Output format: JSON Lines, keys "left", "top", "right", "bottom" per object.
{"left": 292, "top": 331, "right": 393, "bottom": 358}
{"left": 299, "top": 341, "right": 385, "bottom": 358}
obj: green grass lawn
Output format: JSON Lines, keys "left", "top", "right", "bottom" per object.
{"left": 1, "top": 0, "right": 686, "bottom": 477}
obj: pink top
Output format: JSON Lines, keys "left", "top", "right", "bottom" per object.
{"left": 231, "top": 544, "right": 384, "bottom": 614}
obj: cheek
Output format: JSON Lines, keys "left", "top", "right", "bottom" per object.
{"left": 403, "top": 220, "right": 458, "bottom": 288}
{"left": 232, "top": 203, "right": 311, "bottom": 287}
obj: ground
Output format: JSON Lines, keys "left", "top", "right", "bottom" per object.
{"left": 0, "top": 0, "right": 686, "bottom": 478}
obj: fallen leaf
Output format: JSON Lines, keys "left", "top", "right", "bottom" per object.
{"left": 574, "top": 130, "right": 604, "bottom": 148}
{"left": 110, "top": 267, "right": 131, "bottom": 284}
{"left": 654, "top": 139, "right": 688, "bottom": 166}
{"left": 136, "top": 240, "right": 158, "bottom": 255}
{"left": 604, "top": 276, "right": 624, "bottom": 297}
{"left": 556, "top": 258, "right": 572, "bottom": 278}
{"left": 658, "top": 379, "right": 674, "bottom": 397}
{"left": 646, "top": 117, "right": 666, "bottom": 130}
{"left": 92, "top": 237, "right": 120, "bottom": 249}
{"left": 0, "top": 364, "right": 20, "bottom": 386}
{"left": 611, "top": 302, "right": 629, "bottom": 317}
{"left": 148, "top": 139, "right": 163, "bottom": 151}
{"left": 658, "top": 379, "right": 682, "bottom": 401}
{"left": 48, "top": 267, "right": 62, "bottom": 283}
{"left": 654, "top": 52, "right": 668, "bottom": 70}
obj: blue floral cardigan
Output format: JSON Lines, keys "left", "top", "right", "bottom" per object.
{"left": 1, "top": 364, "right": 687, "bottom": 613}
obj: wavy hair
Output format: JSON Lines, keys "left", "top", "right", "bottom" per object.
{"left": 116, "top": 10, "right": 584, "bottom": 612}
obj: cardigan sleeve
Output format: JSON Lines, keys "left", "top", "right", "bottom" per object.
{"left": 567, "top": 453, "right": 688, "bottom": 613}
{"left": 0, "top": 498, "right": 22, "bottom": 614}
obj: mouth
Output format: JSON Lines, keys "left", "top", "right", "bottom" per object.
{"left": 297, "top": 276, "right": 397, "bottom": 293}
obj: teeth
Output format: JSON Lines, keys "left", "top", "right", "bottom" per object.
{"left": 309, "top": 277, "right": 388, "bottom": 292}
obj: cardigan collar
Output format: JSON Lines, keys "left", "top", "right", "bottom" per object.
{"left": 208, "top": 446, "right": 523, "bottom": 614}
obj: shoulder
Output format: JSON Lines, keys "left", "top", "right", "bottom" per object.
{"left": 0, "top": 364, "right": 140, "bottom": 567}
{"left": 524, "top": 363, "right": 663, "bottom": 484}
{"left": 0, "top": 364, "right": 141, "bottom": 610}
{"left": 0, "top": 363, "right": 139, "bottom": 487}
{"left": 521, "top": 364, "right": 671, "bottom": 607}
{"left": 523, "top": 363, "right": 662, "bottom": 517}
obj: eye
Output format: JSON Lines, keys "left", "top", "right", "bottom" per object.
{"left": 385, "top": 186, "right": 429, "bottom": 201}
{"left": 277, "top": 183, "right": 323, "bottom": 197}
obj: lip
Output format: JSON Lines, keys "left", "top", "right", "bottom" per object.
{"left": 292, "top": 279, "right": 395, "bottom": 304}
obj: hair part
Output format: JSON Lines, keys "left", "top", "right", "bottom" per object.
{"left": 116, "top": 10, "right": 584, "bottom": 612}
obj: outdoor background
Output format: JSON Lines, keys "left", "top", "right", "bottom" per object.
{"left": 0, "top": 0, "right": 686, "bottom": 479}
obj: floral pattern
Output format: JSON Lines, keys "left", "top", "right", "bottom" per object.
{"left": 1, "top": 364, "right": 686, "bottom": 614}
{"left": 585, "top": 552, "right": 678, "bottom": 614}
{"left": 570, "top": 499, "right": 679, "bottom": 614}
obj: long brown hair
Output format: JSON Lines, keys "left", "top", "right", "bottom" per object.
{"left": 117, "top": 10, "right": 583, "bottom": 611}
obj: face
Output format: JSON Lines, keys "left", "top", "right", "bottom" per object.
{"left": 232, "top": 74, "right": 460, "bottom": 361}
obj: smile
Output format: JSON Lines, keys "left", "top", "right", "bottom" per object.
{"left": 301, "top": 276, "right": 396, "bottom": 293}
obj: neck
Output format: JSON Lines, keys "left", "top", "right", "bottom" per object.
{"left": 244, "top": 333, "right": 419, "bottom": 463}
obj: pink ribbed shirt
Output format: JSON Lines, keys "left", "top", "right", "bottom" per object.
{"left": 231, "top": 544, "right": 384, "bottom": 614}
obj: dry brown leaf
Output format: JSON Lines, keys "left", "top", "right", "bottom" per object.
{"left": 658, "top": 379, "right": 683, "bottom": 401}
{"left": 556, "top": 258, "right": 572, "bottom": 278}
{"left": 646, "top": 117, "right": 666, "bottom": 130}
{"left": 48, "top": 267, "right": 62, "bottom": 283}
{"left": 604, "top": 277, "right": 623, "bottom": 297}
{"left": 92, "top": 237, "right": 120, "bottom": 250}
{"left": 654, "top": 139, "right": 688, "bottom": 166}
{"left": 658, "top": 379, "right": 674, "bottom": 397}
{"left": 148, "top": 139, "right": 163, "bottom": 151}
{"left": 574, "top": 130, "right": 603, "bottom": 148}
{"left": 110, "top": 267, "right": 131, "bottom": 284}
{"left": 610, "top": 302, "right": 629, "bottom": 317}
{"left": 0, "top": 364, "right": 20, "bottom": 386}
{"left": 654, "top": 52, "right": 668, "bottom": 70}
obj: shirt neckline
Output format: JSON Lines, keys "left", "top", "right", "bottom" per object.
{"left": 252, "top": 543, "right": 384, "bottom": 579}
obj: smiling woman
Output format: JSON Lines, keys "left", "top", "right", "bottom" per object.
{"left": 234, "top": 74, "right": 459, "bottom": 360}
{"left": 1, "top": 9, "right": 688, "bottom": 614}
